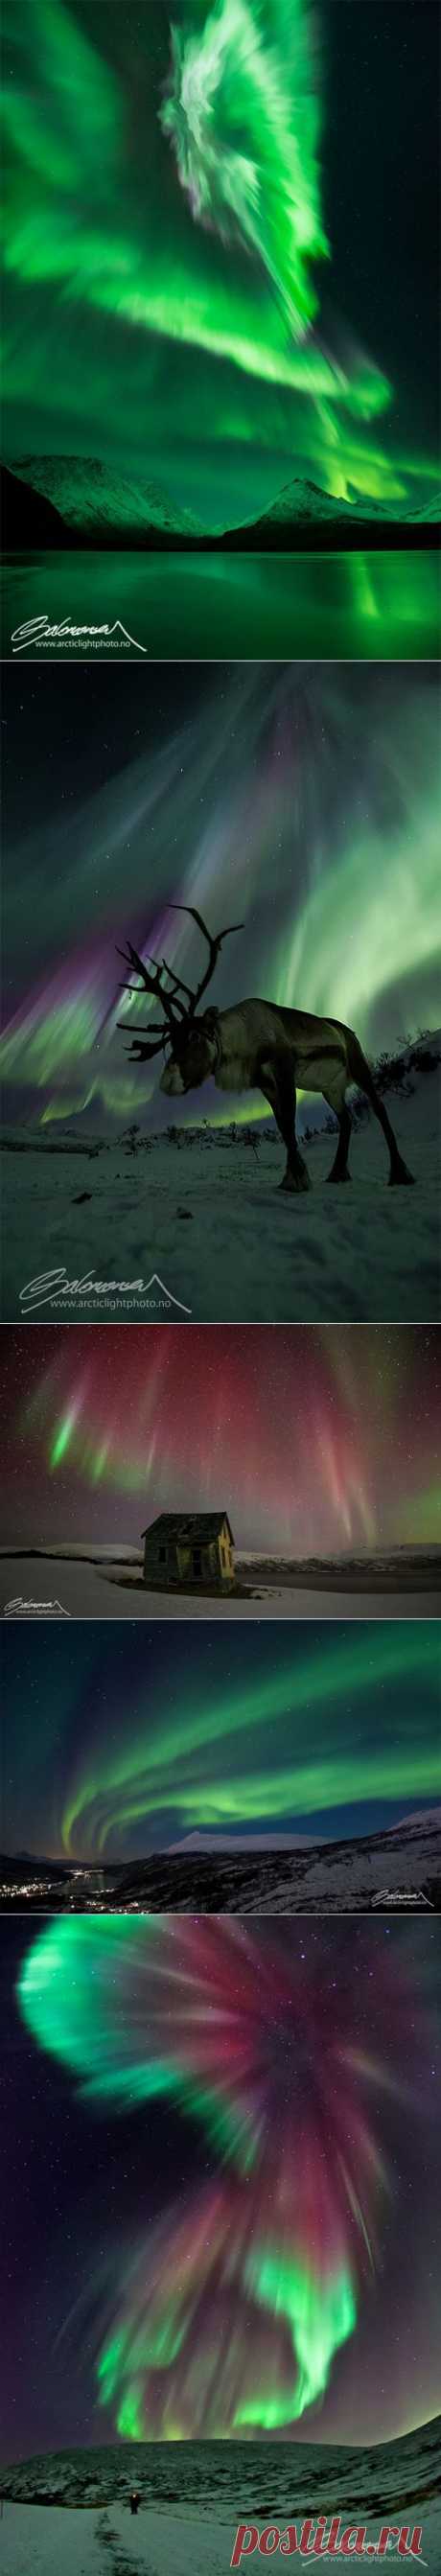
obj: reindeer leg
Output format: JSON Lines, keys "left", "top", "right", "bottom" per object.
{"left": 259, "top": 1056, "right": 312, "bottom": 1194}
{"left": 345, "top": 1033, "right": 415, "bottom": 1184}
{"left": 356, "top": 1060, "right": 415, "bottom": 1183}
{"left": 371, "top": 1091, "right": 415, "bottom": 1185}
{"left": 326, "top": 1101, "right": 352, "bottom": 1182}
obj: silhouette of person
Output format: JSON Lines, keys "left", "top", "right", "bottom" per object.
{"left": 128, "top": 2491, "right": 141, "bottom": 2517}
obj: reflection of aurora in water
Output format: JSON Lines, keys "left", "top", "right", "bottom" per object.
{"left": 3, "top": 661, "right": 440, "bottom": 1126}
{"left": 17, "top": 1917, "right": 440, "bottom": 2439}
{"left": 3, "top": 551, "right": 439, "bottom": 665}
{"left": 2, "top": 1618, "right": 440, "bottom": 1863}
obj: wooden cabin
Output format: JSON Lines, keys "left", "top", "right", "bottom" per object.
{"left": 141, "top": 1511, "right": 235, "bottom": 1592}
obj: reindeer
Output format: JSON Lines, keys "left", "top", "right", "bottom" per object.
{"left": 117, "top": 908, "right": 414, "bottom": 1191}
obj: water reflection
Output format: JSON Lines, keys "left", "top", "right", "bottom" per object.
{"left": 3, "top": 548, "right": 440, "bottom": 660}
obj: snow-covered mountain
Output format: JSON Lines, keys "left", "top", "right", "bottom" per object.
{"left": 8, "top": 453, "right": 441, "bottom": 540}
{"left": 2, "top": 2416, "right": 440, "bottom": 2509}
{"left": 12, "top": 455, "right": 204, "bottom": 538}
{"left": 166, "top": 1829, "right": 317, "bottom": 1852}
{"left": 255, "top": 476, "right": 441, "bottom": 530}
{"left": 103, "top": 1813, "right": 441, "bottom": 1914}
{"left": 2, "top": 460, "right": 70, "bottom": 545}
{"left": 166, "top": 1813, "right": 441, "bottom": 1859}
{"left": 1, "top": 1815, "right": 439, "bottom": 1915}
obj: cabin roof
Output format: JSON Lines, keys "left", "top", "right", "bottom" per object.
{"left": 142, "top": 1511, "right": 235, "bottom": 1544}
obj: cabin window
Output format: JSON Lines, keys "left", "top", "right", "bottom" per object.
{"left": 193, "top": 1548, "right": 202, "bottom": 1575}
{"left": 159, "top": 1545, "right": 167, "bottom": 1565}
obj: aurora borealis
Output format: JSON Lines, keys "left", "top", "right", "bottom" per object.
{"left": 2, "top": 1620, "right": 440, "bottom": 1860}
{"left": 1, "top": 3, "right": 439, "bottom": 528}
{"left": 2, "top": 1323, "right": 440, "bottom": 1558}
{"left": 160, "top": 0, "right": 329, "bottom": 344}
{"left": 1, "top": 3, "right": 441, "bottom": 2529}
{"left": 2, "top": 1916, "right": 440, "bottom": 2453}
{"left": 3, "top": 661, "right": 440, "bottom": 1130}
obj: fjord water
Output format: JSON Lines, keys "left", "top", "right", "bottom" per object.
{"left": 4, "top": 549, "right": 440, "bottom": 660}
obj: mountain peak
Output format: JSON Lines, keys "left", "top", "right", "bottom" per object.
{"left": 12, "top": 453, "right": 204, "bottom": 537}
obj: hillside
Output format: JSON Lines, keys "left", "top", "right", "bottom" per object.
{"left": 2, "top": 1812, "right": 439, "bottom": 1914}
{"left": 2, "top": 2415, "right": 440, "bottom": 2507}
{"left": 5, "top": 453, "right": 440, "bottom": 545}
{"left": 91, "top": 1811, "right": 441, "bottom": 1915}
{"left": 11, "top": 455, "right": 204, "bottom": 539}
{"left": 1, "top": 461, "right": 73, "bottom": 547}
{"left": 253, "top": 476, "right": 441, "bottom": 533}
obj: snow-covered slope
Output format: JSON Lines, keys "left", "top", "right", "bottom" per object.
{"left": 12, "top": 456, "right": 204, "bottom": 538}
{"left": 94, "top": 1814, "right": 441, "bottom": 1914}
{"left": 254, "top": 477, "right": 441, "bottom": 531}
{"left": 3, "top": 2417, "right": 440, "bottom": 2508}
{"left": 2, "top": 1035, "right": 439, "bottom": 1322}
{"left": 3, "top": 2495, "right": 441, "bottom": 2576}
{"left": 8, "top": 454, "right": 441, "bottom": 539}
{"left": 2, "top": 1817, "right": 439, "bottom": 1915}
{"left": 167, "top": 1830, "right": 317, "bottom": 1852}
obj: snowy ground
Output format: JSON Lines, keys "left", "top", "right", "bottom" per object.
{"left": 2, "top": 2498, "right": 440, "bottom": 2574}
{"left": 0, "top": 2500, "right": 226, "bottom": 2574}
{"left": 1, "top": 1548, "right": 439, "bottom": 1621}
{"left": 3, "top": 2425, "right": 440, "bottom": 2567}
{"left": 2, "top": 1061, "right": 439, "bottom": 1322}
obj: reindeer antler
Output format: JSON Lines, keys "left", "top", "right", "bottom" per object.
{"left": 116, "top": 912, "right": 244, "bottom": 1060}
{"left": 116, "top": 940, "right": 179, "bottom": 1026}
{"left": 116, "top": 939, "right": 182, "bottom": 1058}
{"left": 169, "top": 906, "right": 244, "bottom": 1013}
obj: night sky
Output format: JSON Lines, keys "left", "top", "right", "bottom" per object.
{"left": 2, "top": 1917, "right": 440, "bottom": 2456}
{"left": 2, "top": 0, "right": 441, "bottom": 2497}
{"left": 1, "top": 1324, "right": 440, "bottom": 1556}
{"left": 2, "top": 1619, "right": 440, "bottom": 1859}
{"left": 3, "top": 661, "right": 440, "bottom": 1132}
{"left": 2, "top": 3, "right": 439, "bottom": 526}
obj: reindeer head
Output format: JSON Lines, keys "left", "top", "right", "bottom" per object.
{"left": 117, "top": 907, "right": 243, "bottom": 1095}
{"left": 159, "top": 1008, "right": 220, "bottom": 1097}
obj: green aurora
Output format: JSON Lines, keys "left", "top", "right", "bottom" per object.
{"left": 16, "top": 1915, "right": 438, "bottom": 2438}
{"left": 16, "top": 1915, "right": 361, "bottom": 2426}
{"left": 2, "top": 1, "right": 439, "bottom": 530}
{"left": 3, "top": 659, "right": 440, "bottom": 1132}
{"left": 3, "top": 551, "right": 440, "bottom": 662}
{"left": 59, "top": 1624, "right": 440, "bottom": 1859}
